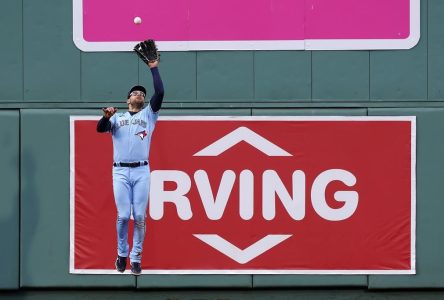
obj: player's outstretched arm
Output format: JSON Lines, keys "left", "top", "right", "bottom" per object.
{"left": 97, "top": 107, "right": 117, "bottom": 133}
{"left": 149, "top": 66, "right": 164, "bottom": 113}
{"left": 134, "top": 39, "right": 164, "bottom": 113}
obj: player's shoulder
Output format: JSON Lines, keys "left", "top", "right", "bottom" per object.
{"left": 141, "top": 105, "right": 152, "bottom": 116}
{"left": 110, "top": 112, "right": 126, "bottom": 124}
{"left": 143, "top": 104, "right": 159, "bottom": 115}
{"left": 115, "top": 112, "right": 127, "bottom": 118}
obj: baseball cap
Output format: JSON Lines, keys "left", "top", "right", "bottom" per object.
{"left": 127, "top": 85, "right": 147, "bottom": 98}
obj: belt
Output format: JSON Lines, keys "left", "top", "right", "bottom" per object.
{"left": 113, "top": 161, "right": 148, "bottom": 168}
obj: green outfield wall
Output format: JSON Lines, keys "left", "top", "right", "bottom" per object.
{"left": 2, "top": 0, "right": 444, "bottom": 298}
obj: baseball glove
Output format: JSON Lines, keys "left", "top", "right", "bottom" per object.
{"left": 134, "top": 39, "right": 160, "bottom": 65}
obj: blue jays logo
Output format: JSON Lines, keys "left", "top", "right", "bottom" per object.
{"left": 135, "top": 130, "right": 148, "bottom": 140}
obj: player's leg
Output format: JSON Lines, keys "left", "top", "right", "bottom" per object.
{"left": 129, "top": 165, "right": 150, "bottom": 274}
{"left": 112, "top": 167, "right": 132, "bottom": 270}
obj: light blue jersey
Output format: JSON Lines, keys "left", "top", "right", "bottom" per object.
{"left": 109, "top": 105, "right": 158, "bottom": 163}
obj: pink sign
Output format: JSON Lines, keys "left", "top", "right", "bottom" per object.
{"left": 73, "top": 0, "right": 420, "bottom": 51}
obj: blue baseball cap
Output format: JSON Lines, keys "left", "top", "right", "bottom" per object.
{"left": 128, "top": 85, "right": 146, "bottom": 98}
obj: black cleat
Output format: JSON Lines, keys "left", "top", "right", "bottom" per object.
{"left": 115, "top": 256, "right": 127, "bottom": 273}
{"left": 131, "top": 262, "right": 142, "bottom": 275}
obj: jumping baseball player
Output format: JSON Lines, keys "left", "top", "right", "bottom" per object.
{"left": 96, "top": 40, "right": 164, "bottom": 275}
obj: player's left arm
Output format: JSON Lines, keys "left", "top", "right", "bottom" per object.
{"left": 148, "top": 60, "right": 164, "bottom": 113}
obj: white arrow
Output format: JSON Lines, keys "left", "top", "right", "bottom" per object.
{"left": 193, "top": 234, "right": 292, "bottom": 264}
{"left": 193, "top": 126, "right": 292, "bottom": 157}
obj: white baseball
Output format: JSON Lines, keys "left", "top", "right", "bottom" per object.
{"left": 134, "top": 17, "right": 142, "bottom": 24}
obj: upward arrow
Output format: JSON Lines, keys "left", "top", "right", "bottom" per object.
{"left": 193, "top": 126, "right": 292, "bottom": 157}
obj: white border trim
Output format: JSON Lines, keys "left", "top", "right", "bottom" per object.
{"left": 69, "top": 115, "right": 416, "bottom": 275}
{"left": 69, "top": 116, "right": 76, "bottom": 274}
{"left": 411, "top": 117, "right": 417, "bottom": 273}
{"left": 70, "top": 269, "right": 415, "bottom": 275}
{"left": 156, "top": 116, "right": 416, "bottom": 121}
{"left": 73, "top": 0, "right": 420, "bottom": 51}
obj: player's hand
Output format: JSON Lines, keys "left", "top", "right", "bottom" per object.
{"left": 148, "top": 59, "right": 159, "bottom": 69}
{"left": 102, "top": 107, "right": 117, "bottom": 118}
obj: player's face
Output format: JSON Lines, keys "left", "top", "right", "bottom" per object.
{"left": 127, "top": 91, "right": 145, "bottom": 108}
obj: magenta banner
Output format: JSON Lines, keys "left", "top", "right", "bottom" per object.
{"left": 73, "top": 0, "right": 420, "bottom": 51}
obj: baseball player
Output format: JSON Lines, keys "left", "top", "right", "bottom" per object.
{"left": 96, "top": 41, "right": 164, "bottom": 275}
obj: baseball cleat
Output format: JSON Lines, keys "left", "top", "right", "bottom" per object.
{"left": 130, "top": 262, "right": 142, "bottom": 275}
{"left": 115, "top": 256, "right": 127, "bottom": 273}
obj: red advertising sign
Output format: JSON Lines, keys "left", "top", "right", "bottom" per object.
{"left": 70, "top": 116, "right": 416, "bottom": 274}
{"left": 73, "top": 0, "right": 420, "bottom": 51}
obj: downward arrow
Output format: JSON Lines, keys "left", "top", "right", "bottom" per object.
{"left": 193, "top": 234, "right": 292, "bottom": 264}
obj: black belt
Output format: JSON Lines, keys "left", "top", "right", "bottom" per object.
{"left": 113, "top": 161, "right": 148, "bottom": 168}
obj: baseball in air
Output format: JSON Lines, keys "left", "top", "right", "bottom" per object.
{"left": 134, "top": 17, "right": 142, "bottom": 24}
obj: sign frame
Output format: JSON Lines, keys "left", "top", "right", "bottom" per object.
{"left": 69, "top": 116, "right": 416, "bottom": 275}
{"left": 73, "top": 0, "right": 420, "bottom": 51}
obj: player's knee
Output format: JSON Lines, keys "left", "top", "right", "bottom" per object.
{"left": 135, "top": 220, "right": 145, "bottom": 230}
{"left": 134, "top": 215, "right": 145, "bottom": 229}
{"left": 117, "top": 214, "right": 130, "bottom": 223}
{"left": 133, "top": 214, "right": 146, "bottom": 222}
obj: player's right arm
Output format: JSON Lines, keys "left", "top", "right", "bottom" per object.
{"left": 97, "top": 107, "right": 117, "bottom": 133}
